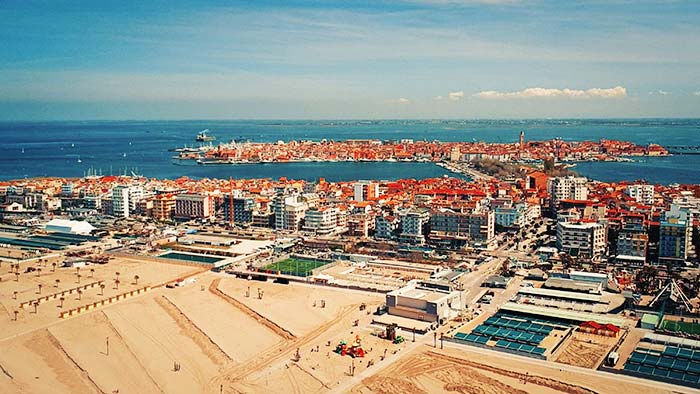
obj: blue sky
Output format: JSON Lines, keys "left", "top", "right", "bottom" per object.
{"left": 1, "top": 0, "right": 699, "bottom": 120}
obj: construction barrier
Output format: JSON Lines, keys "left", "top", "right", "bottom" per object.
{"left": 59, "top": 286, "right": 151, "bottom": 318}
{"left": 19, "top": 280, "right": 105, "bottom": 309}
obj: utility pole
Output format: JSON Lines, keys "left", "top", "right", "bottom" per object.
{"left": 106, "top": 336, "right": 109, "bottom": 356}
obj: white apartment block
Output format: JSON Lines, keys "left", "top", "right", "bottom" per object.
{"left": 556, "top": 221, "right": 607, "bottom": 261}
{"left": 626, "top": 184, "right": 655, "bottom": 205}
{"left": 548, "top": 176, "right": 589, "bottom": 208}
{"left": 303, "top": 206, "right": 339, "bottom": 235}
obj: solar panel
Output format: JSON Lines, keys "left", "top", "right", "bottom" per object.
{"left": 496, "top": 340, "right": 509, "bottom": 348}
{"left": 679, "top": 348, "right": 693, "bottom": 359}
{"left": 664, "top": 346, "right": 681, "bottom": 357}
{"left": 683, "top": 373, "right": 700, "bottom": 383}
{"left": 686, "top": 362, "right": 700, "bottom": 374}
{"left": 624, "top": 363, "right": 640, "bottom": 372}
{"left": 639, "top": 365, "right": 654, "bottom": 374}
{"left": 652, "top": 368, "right": 670, "bottom": 378}
{"left": 672, "top": 359, "right": 689, "bottom": 372}
{"left": 476, "top": 336, "right": 489, "bottom": 344}
{"left": 669, "top": 370, "right": 685, "bottom": 381}
{"left": 628, "top": 352, "right": 644, "bottom": 364}
{"left": 533, "top": 347, "right": 546, "bottom": 355}
{"left": 658, "top": 357, "right": 674, "bottom": 369}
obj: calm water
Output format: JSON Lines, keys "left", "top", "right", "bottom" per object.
{"left": 1, "top": 119, "right": 699, "bottom": 184}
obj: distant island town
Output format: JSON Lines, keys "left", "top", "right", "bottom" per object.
{"left": 172, "top": 132, "right": 669, "bottom": 166}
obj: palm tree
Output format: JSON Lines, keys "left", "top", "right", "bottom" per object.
{"left": 13, "top": 310, "right": 18, "bottom": 321}
{"left": 133, "top": 275, "right": 140, "bottom": 285}
{"left": 59, "top": 296, "right": 65, "bottom": 308}
{"left": 77, "top": 289, "right": 83, "bottom": 301}
{"left": 13, "top": 291, "right": 17, "bottom": 300}
{"left": 90, "top": 268, "right": 95, "bottom": 278}
{"left": 76, "top": 274, "right": 81, "bottom": 284}
{"left": 32, "top": 302, "right": 38, "bottom": 314}
{"left": 100, "top": 283, "right": 106, "bottom": 296}
{"left": 76, "top": 266, "right": 80, "bottom": 275}
{"left": 36, "top": 267, "right": 41, "bottom": 277}
{"left": 38, "top": 284, "right": 42, "bottom": 294}
{"left": 14, "top": 272, "right": 19, "bottom": 282}
{"left": 52, "top": 262, "right": 57, "bottom": 272}
{"left": 114, "top": 279, "right": 120, "bottom": 290}
{"left": 55, "top": 278, "right": 60, "bottom": 288}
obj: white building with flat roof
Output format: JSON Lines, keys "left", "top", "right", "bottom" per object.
{"left": 556, "top": 221, "right": 607, "bottom": 261}
{"left": 626, "top": 184, "right": 655, "bottom": 205}
{"left": 548, "top": 176, "right": 589, "bottom": 210}
{"left": 386, "top": 280, "right": 461, "bottom": 323}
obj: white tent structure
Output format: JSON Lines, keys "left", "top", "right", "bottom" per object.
{"left": 44, "top": 219, "right": 95, "bottom": 235}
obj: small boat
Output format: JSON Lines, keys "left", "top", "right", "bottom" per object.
{"left": 196, "top": 129, "right": 216, "bottom": 142}
{"left": 21, "top": 148, "right": 25, "bottom": 154}
{"left": 123, "top": 153, "right": 127, "bottom": 158}
{"left": 77, "top": 158, "right": 82, "bottom": 163}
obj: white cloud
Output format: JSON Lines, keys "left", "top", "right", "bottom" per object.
{"left": 448, "top": 91, "right": 465, "bottom": 101}
{"left": 657, "top": 90, "right": 671, "bottom": 95}
{"left": 434, "top": 95, "right": 443, "bottom": 100}
{"left": 396, "top": 97, "right": 410, "bottom": 104}
{"left": 694, "top": 91, "right": 700, "bottom": 96}
{"left": 474, "top": 86, "right": 627, "bottom": 99}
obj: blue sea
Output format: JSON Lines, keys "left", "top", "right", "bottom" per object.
{"left": 1, "top": 119, "right": 699, "bottom": 184}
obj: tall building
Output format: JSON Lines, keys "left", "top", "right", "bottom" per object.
{"left": 152, "top": 194, "right": 176, "bottom": 221}
{"left": 398, "top": 208, "right": 431, "bottom": 245}
{"left": 347, "top": 214, "right": 372, "bottom": 238}
{"left": 556, "top": 221, "right": 607, "bottom": 261}
{"left": 429, "top": 208, "right": 495, "bottom": 249}
{"left": 658, "top": 207, "right": 692, "bottom": 266}
{"left": 303, "top": 206, "right": 339, "bottom": 235}
{"left": 223, "top": 197, "right": 255, "bottom": 225}
{"left": 112, "top": 185, "right": 130, "bottom": 217}
{"left": 450, "top": 146, "right": 461, "bottom": 162}
{"left": 272, "top": 193, "right": 306, "bottom": 231}
{"left": 494, "top": 202, "right": 540, "bottom": 229}
{"left": 615, "top": 214, "right": 648, "bottom": 266}
{"left": 548, "top": 176, "right": 589, "bottom": 211}
{"left": 174, "top": 193, "right": 213, "bottom": 220}
{"left": 626, "top": 184, "right": 655, "bottom": 205}
{"left": 353, "top": 181, "right": 379, "bottom": 202}
{"left": 375, "top": 214, "right": 399, "bottom": 240}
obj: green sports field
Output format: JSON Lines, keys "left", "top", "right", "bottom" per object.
{"left": 661, "top": 319, "right": 700, "bottom": 335}
{"left": 264, "top": 258, "right": 329, "bottom": 276}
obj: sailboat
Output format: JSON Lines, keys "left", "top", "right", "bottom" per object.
{"left": 21, "top": 148, "right": 25, "bottom": 154}
{"left": 123, "top": 153, "right": 127, "bottom": 158}
{"left": 77, "top": 157, "right": 82, "bottom": 163}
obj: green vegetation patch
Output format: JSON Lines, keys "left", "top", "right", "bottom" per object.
{"left": 661, "top": 319, "right": 700, "bottom": 335}
{"left": 264, "top": 258, "right": 328, "bottom": 276}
